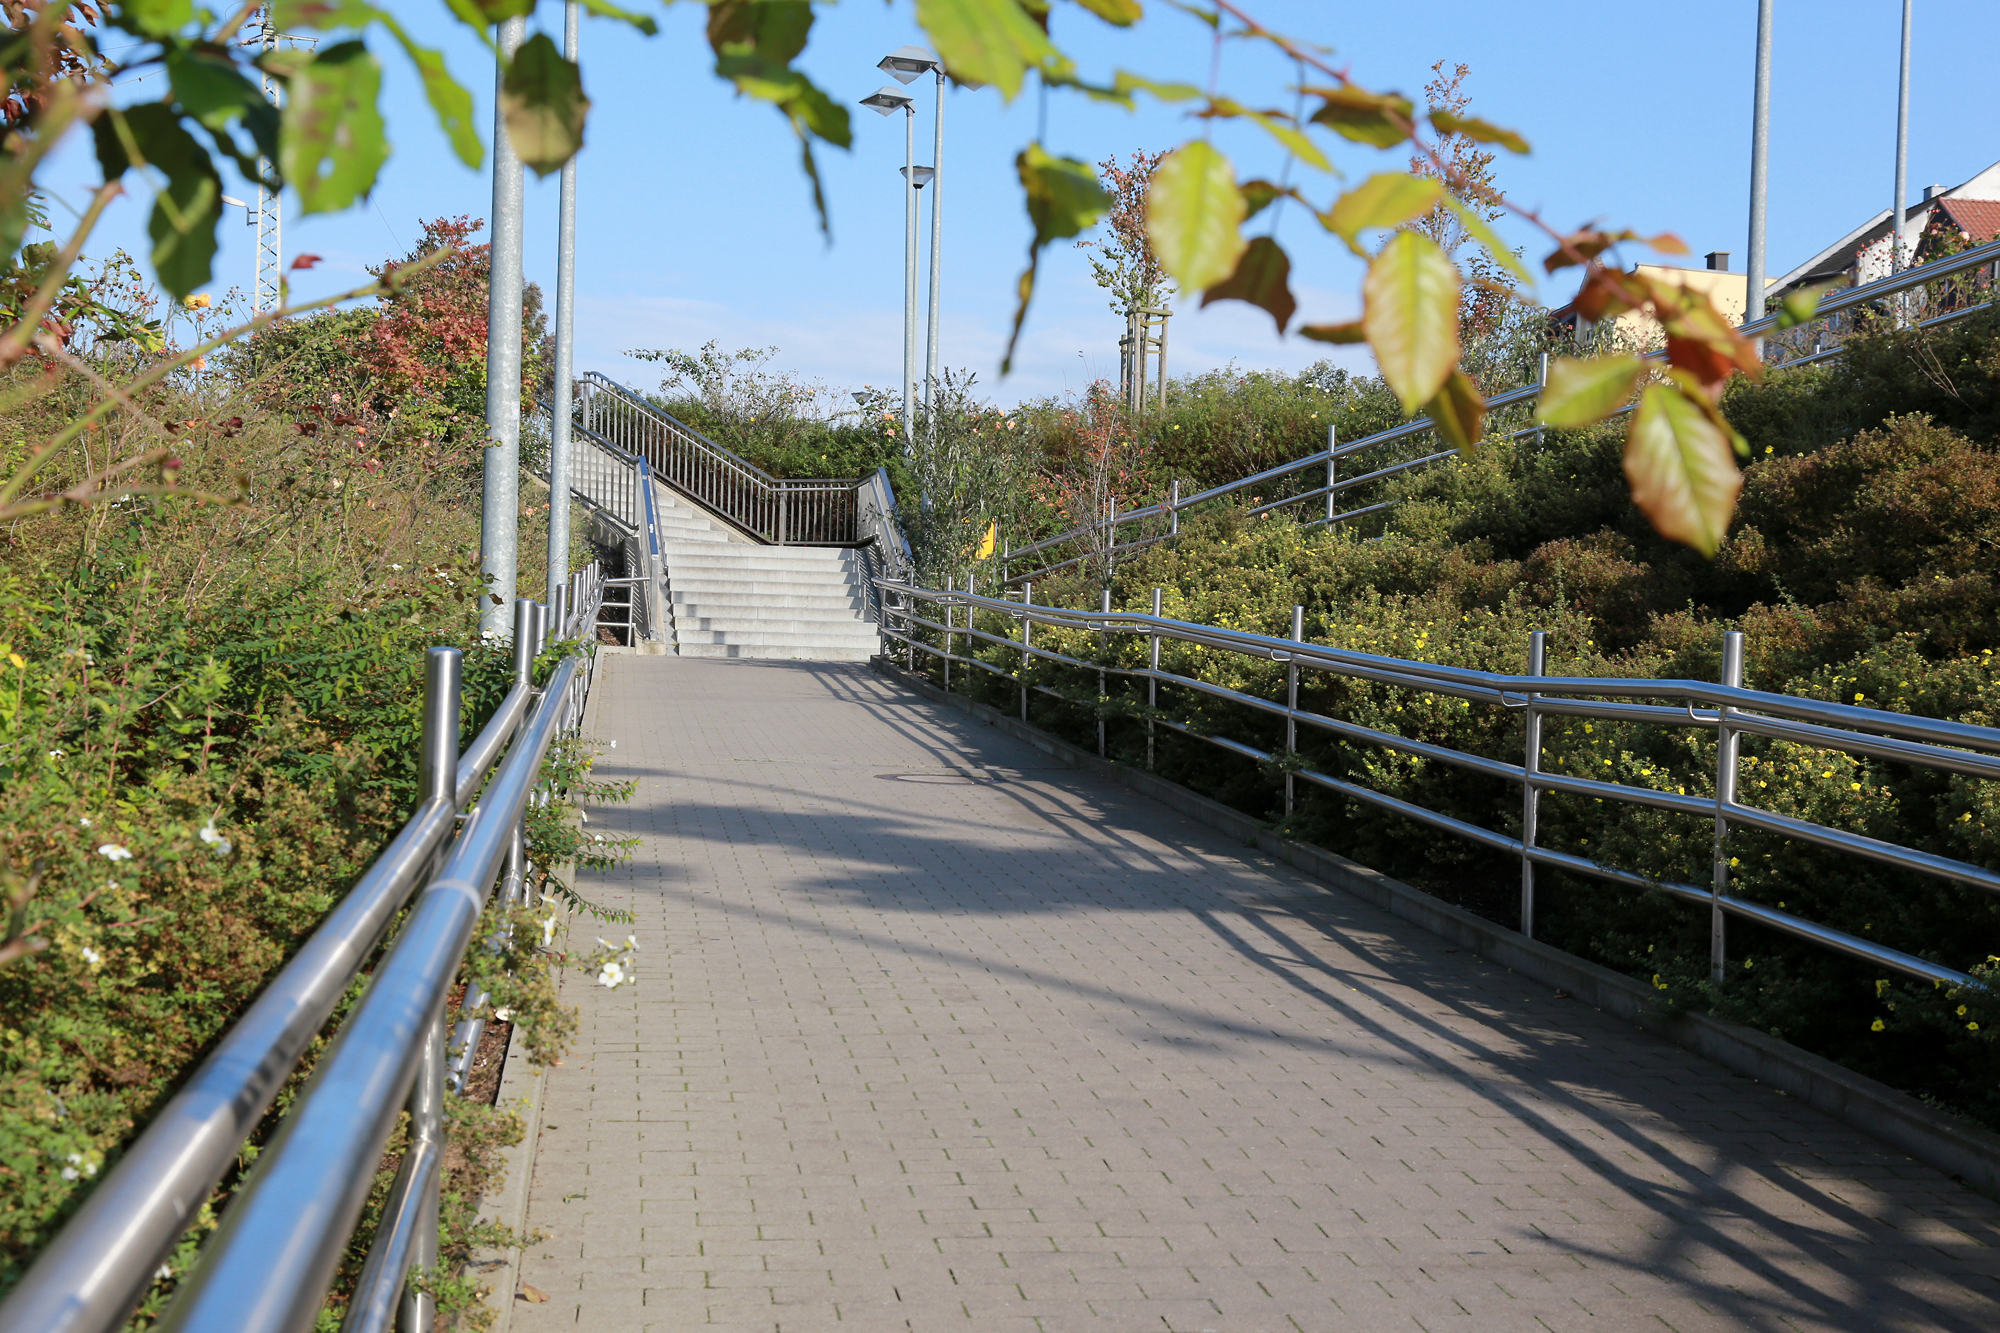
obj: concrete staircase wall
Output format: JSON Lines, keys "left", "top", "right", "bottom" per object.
{"left": 653, "top": 485, "right": 882, "bottom": 661}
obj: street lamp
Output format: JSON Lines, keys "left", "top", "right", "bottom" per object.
{"left": 878, "top": 46, "right": 945, "bottom": 430}
{"left": 860, "top": 83, "right": 918, "bottom": 446}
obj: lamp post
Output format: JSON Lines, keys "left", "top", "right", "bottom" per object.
{"left": 1891, "top": 0, "right": 1912, "bottom": 276}
{"left": 481, "top": 14, "right": 528, "bottom": 639}
{"left": 1745, "top": 0, "right": 1772, "bottom": 324}
{"left": 860, "top": 84, "right": 917, "bottom": 446}
{"left": 878, "top": 46, "right": 944, "bottom": 429}
{"left": 548, "top": 0, "right": 579, "bottom": 620}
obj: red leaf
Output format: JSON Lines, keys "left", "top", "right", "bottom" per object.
{"left": 1199, "top": 236, "right": 1297, "bottom": 334}
{"left": 1665, "top": 335, "right": 1735, "bottom": 391}
{"left": 290, "top": 254, "right": 323, "bottom": 271}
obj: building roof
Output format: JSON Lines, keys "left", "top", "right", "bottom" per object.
{"left": 1933, "top": 197, "right": 2000, "bottom": 245}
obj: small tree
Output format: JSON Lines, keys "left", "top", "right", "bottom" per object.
{"left": 1078, "top": 150, "right": 1174, "bottom": 317}
{"left": 1406, "top": 61, "right": 1516, "bottom": 345}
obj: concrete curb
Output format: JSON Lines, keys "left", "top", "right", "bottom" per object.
{"left": 471, "top": 1024, "right": 548, "bottom": 1333}
{"left": 873, "top": 656, "right": 2000, "bottom": 1202}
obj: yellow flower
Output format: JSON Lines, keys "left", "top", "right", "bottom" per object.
{"left": 1871, "top": 1019, "right": 1886, "bottom": 1032}
{"left": 1959, "top": 1005, "right": 1969, "bottom": 1017}
{"left": 184, "top": 293, "right": 211, "bottom": 309}
{"left": 1972, "top": 1022, "right": 1983, "bottom": 1032}
{"left": 1851, "top": 782, "right": 1862, "bottom": 791}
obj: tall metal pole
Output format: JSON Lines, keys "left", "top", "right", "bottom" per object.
{"left": 1745, "top": 0, "right": 1773, "bottom": 323}
{"left": 547, "top": 2, "right": 579, "bottom": 613}
{"left": 252, "top": 7, "right": 280, "bottom": 315}
{"left": 1891, "top": 0, "right": 1912, "bottom": 275}
{"left": 901, "top": 105, "right": 917, "bottom": 446}
{"left": 922, "top": 68, "right": 944, "bottom": 426}
{"left": 481, "top": 15, "right": 528, "bottom": 639}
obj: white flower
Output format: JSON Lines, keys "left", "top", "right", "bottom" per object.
{"left": 58, "top": 1151, "right": 96, "bottom": 1181}
{"left": 79, "top": 946, "right": 101, "bottom": 966}
{"left": 97, "top": 844, "right": 132, "bottom": 862}
{"left": 540, "top": 912, "right": 559, "bottom": 948}
{"left": 156, "top": 1264, "right": 173, "bottom": 1281}
{"left": 596, "top": 961, "right": 626, "bottom": 988}
{"left": 198, "top": 820, "right": 231, "bottom": 856}
{"left": 47, "top": 749, "right": 63, "bottom": 760}
{"left": 390, "top": 563, "right": 404, "bottom": 571}
{"left": 609, "top": 739, "right": 617, "bottom": 749}
{"left": 493, "top": 1007, "right": 514, "bottom": 1022}
{"left": 625, "top": 934, "right": 638, "bottom": 950}
{"left": 78, "top": 817, "right": 91, "bottom": 828}
{"left": 579, "top": 810, "right": 588, "bottom": 823}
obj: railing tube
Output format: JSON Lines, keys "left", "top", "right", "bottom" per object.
{"left": 1324, "top": 428, "right": 1336, "bottom": 524}
{"left": 1169, "top": 479, "right": 1179, "bottom": 537}
{"left": 1148, "top": 587, "right": 1162, "bottom": 770}
{"left": 1713, "top": 630, "right": 1745, "bottom": 983}
{"left": 1020, "top": 582, "right": 1033, "bottom": 721}
{"left": 1522, "top": 630, "right": 1546, "bottom": 939}
{"left": 400, "top": 1012, "right": 445, "bottom": 1333}
{"left": 1098, "top": 588, "right": 1112, "bottom": 758}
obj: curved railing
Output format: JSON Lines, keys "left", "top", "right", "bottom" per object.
{"left": 0, "top": 594, "right": 603, "bottom": 1333}
{"left": 878, "top": 577, "right": 2000, "bottom": 992}
{"left": 1003, "top": 236, "right": 2000, "bottom": 586}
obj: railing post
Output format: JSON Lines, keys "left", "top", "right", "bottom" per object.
{"left": 1169, "top": 479, "right": 1179, "bottom": 537}
{"left": 398, "top": 1005, "right": 444, "bottom": 1333}
{"left": 420, "top": 648, "right": 462, "bottom": 810}
{"left": 1020, "top": 581, "right": 1032, "bottom": 721}
{"left": 511, "top": 599, "right": 536, "bottom": 690}
{"left": 942, "top": 574, "right": 952, "bottom": 692}
{"left": 1098, "top": 587, "right": 1111, "bottom": 759}
{"left": 1713, "top": 629, "right": 1745, "bottom": 984}
{"left": 1521, "top": 630, "right": 1546, "bottom": 939}
{"left": 1325, "top": 428, "right": 1337, "bottom": 525}
{"left": 1534, "top": 352, "right": 1549, "bottom": 450}
{"left": 779, "top": 487, "right": 789, "bottom": 545}
{"left": 1285, "top": 604, "right": 1303, "bottom": 820}
{"left": 1148, "top": 587, "right": 1161, "bottom": 771}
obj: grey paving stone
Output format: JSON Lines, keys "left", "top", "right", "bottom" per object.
{"left": 511, "top": 657, "right": 2000, "bottom": 1332}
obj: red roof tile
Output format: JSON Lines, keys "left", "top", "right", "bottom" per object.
{"left": 1934, "top": 197, "right": 2000, "bottom": 245}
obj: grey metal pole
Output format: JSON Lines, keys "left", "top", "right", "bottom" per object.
{"left": 1169, "top": 479, "right": 1179, "bottom": 537}
{"left": 942, "top": 573, "right": 952, "bottom": 692}
{"left": 1098, "top": 586, "right": 1110, "bottom": 759}
{"left": 1713, "top": 630, "right": 1745, "bottom": 983}
{"left": 1892, "top": 0, "right": 1911, "bottom": 276}
{"left": 397, "top": 1013, "right": 444, "bottom": 1333}
{"left": 1521, "top": 630, "right": 1546, "bottom": 940}
{"left": 546, "top": 1, "right": 579, "bottom": 607}
{"left": 923, "top": 67, "right": 943, "bottom": 424}
{"left": 1020, "top": 580, "right": 1032, "bottom": 721}
{"left": 1746, "top": 0, "right": 1773, "bottom": 322}
{"left": 481, "top": 15, "right": 528, "bottom": 638}
{"left": 1325, "top": 426, "right": 1336, "bottom": 523}
{"left": 1285, "top": 604, "right": 1303, "bottom": 819}
{"left": 1148, "top": 587, "right": 1161, "bottom": 771}
{"left": 901, "top": 105, "right": 917, "bottom": 447}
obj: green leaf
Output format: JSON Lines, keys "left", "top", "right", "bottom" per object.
{"left": 165, "top": 50, "right": 266, "bottom": 132}
{"left": 384, "top": 21, "right": 482, "bottom": 169}
{"left": 1624, "top": 383, "right": 1743, "bottom": 556}
{"left": 1239, "top": 178, "right": 1294, "bottom": 220}
{"left": 1299, "top": 321, "right": 1366, "bottom": 344}
{"left": 120, "top": 0, "right": 194, "bottom": 37}
{"left": 272, "top": 0, "right": 380, "bottom": 28}
{"left": 1323, "top": 173, "right": 1442, "bottom": 251}
{"left": 917, "top": 0, "right": 1057, "bottom": 100}
{"left": 1537, "top": 355, "right": 1644, "bottom": 429}
{"left": 1200, "top": 235, "right": 1295, "bottom": 334}
{"left": 502, "top": 32, "right": 590, "bottom": 177}
{"left": 1774, "top": 281, "right": 1835, "bottom": 330}
{"left": 713, "top": 52, "right": 851, "bottom": 237}
{"left": 707, "top": 0, "right": 812, "bottom": 63}
{"left": 117, "top": 104, "right": 221, "bottom": 300}
{"left": 1441, "top": 197, "right": 1531, "bottom": 285}
{"left": 1112, "top": 69, "right": 1201, "bottom": 102}
{"left": 1071, "top": 0, "right": 1142, "bottom": 23}
{"left": 1004, "top": 143, "right": 1111, "bottom": 371}
{"left": 1425, "top": 368, "right": 1486, "bottom": 451}
{"left": 280, "top": 40, "right": 389, "bottom": 214}
{"left": 1145, "top": 141, "right": 1245, "bottom": 293}
{"left": 1238, "top": 108, "right": 1330, "bottom": 173}
{"left": 1363, "top": 229, "right": 1459, "bottom": 415}
{"left": 1308, "top": 85, "right": 1414, "bottom": 149}
{"left": 577, "top": 0, "right": 659, "bottom": 35}
{"left": 1429, "top": 109, "right": 1530, "bottom": 154}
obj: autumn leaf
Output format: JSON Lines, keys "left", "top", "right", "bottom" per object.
{"left": 1428, "top": 109, "right": 1529, "bottom": 154}
{"left": 1299, "top": 321, "right": 1365, "bottom": 343}
{"left": 1145, "top": 141, "right": 1246, "bottom": 293}
{"left": 1363, "top": 230, "right": 1459, "bottom": 415}
{"left": 1004, "top": 143, "right": 1111, "bottom": 371}
{"left": 1425, "top": 368, "right": 1485, "bottom": 451}
{"left": 916, "top": 0, "right": 1055, "bottom": 100}
{"left": 1624, "top": 383, "right": 1742, "bottom": 555}
{"left": 1200, "top": 236, "right": 1295, "bottom": 333}
{"left": 1322, "top": 173, "right": 1442, "bottom": 253}
{"left": 1307, "top": 85, "right": 1414, "bottom": 148}
{"left": 1538, "top": 355, "right": 1644, "bottom": 429}
{"left": 500, "top": 33, "right": 589, "bottom": 176}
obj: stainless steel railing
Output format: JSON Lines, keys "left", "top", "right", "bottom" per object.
{"left": 880, "top": 577, "right": 2000, "bottom": 992}
{"left": 577, "top": 373, "right": 862, "bottom": 544}
{"left": 0, "top": 592, "right": 604, "bottom": 1333}
{"left": 533, "top": 399, "right": 662, "bottom": 642}
{"left": 1002, "top": 236, "right": 2000, "bottom": 587}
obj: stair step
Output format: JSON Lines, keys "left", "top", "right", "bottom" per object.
{"left": 676, "top": 627, "right": 882, "bottom": 647}
{"left": 676, "top": 642, "right": 878, "bottom": 661}
{"left": 673, "top": 592, "right": 866, "bottom": 612}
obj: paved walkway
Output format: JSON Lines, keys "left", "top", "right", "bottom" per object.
{"left": 512, "top": 656, "right": 2000, "bottom": 1333}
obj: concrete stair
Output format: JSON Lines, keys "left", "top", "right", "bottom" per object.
{"left": 653, "top": 485, "right": 881, "bottom": 661}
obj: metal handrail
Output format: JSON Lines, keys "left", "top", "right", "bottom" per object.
{"left": 577, "top": 373, "right": 864, "bottom": 544}
{"left": 1003, "top": 237, "right": 2000, "bottom": 584}
{"left": 0, "top": 597, "right": 600, "bottom": 1333}
{"left": 880, "top": 578, "right": 2000, "bottom": 993}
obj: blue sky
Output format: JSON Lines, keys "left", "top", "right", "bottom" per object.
{"left": 44, "top": 0, "right": 2000, "bottom": 406}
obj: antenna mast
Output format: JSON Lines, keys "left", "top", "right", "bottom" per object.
{"left": 252, "top": 6, "right": 281, "bottom": 314}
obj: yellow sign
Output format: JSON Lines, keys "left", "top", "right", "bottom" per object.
{"left": 975, "top": 520, "right": 997, "bottom": 560}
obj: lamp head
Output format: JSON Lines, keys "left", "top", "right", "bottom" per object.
{"left": 859, "top": 85, "right": 915, "bottom": 116}
{"left": 878, "top": 45, "right": 941, "bottom": 83}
